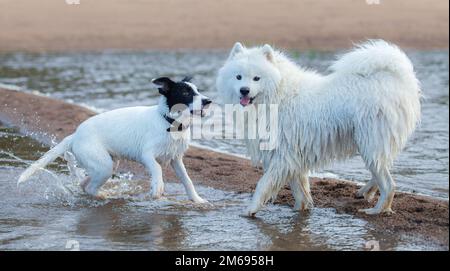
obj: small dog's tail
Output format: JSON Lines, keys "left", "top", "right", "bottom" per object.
{"left": 17, "top": 134, "right": 74, "bottom": 186}
{"left": 330, "top": 40, "right": 416, "bottom": 80}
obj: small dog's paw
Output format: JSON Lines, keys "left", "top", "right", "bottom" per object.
{"left": 93, "top": 191, "right": 108, "bottom": 200}
{"left": 80, "top": 177, "right": 91, "bottom": 192}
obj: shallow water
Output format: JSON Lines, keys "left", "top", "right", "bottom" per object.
{"left": 0, "top": 124, "right": 441, "bottom": 251}
{"left": 0, "top": 50, "right": 448, "bottom": 199}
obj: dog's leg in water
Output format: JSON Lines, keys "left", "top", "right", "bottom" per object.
{"left": 80, "top": 176, "right": 91, "bottom": 192}
{"left": 289, "top": 173, "right": 313, "bottom": 211}
{"left": 170, "top": 158, "right": 207, "bottom": 204}
{"left": 356, "top": 178, "right": 378, "bottom": 202}
{"left": 84, "top": 170, "right": 112, "bottom": 199}
{"left": 359, "top": 166, "right": 395, "bottom": 215}
{"left": 246, "top": 168, "right": 285, "bottom": 217}
{"left": 72, "top": 141, "right": 113, "bottom": 199}
{"left": 142, "top": 155, "right": 165, "bottom": 199}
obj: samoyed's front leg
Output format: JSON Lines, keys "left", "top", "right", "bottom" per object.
{"left": 289, "top": 174, "right": 313, "bottom": 211}
{"left": 245, "top": 170, "right": 282, "bottom": 217}
{"left": 170, "top": 157, "right": 207, "bottom": 204}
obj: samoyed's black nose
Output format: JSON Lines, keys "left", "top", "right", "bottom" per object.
{"left": 240, "top": 87, "right": 250, "bottom": 96}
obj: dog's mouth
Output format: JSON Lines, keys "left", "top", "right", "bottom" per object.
{"left": 240, "top": 95, "right": 255, "bottom": 107}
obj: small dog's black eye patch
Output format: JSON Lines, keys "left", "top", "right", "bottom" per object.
{"left": 153, "top": 76, "right": 199, "bottom": 113}
{"left": 165, "top": 83, "right": 196, "bottom": 110}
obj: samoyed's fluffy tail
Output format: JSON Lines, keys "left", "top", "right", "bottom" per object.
{"left": 17, "top": 135, "right": 74, "bottom": 186}
{"left": 330, "top": 40, "right": 421, "bottom": 169}
{"left": 330, "top": 40, "right": 416, "bottom": 80}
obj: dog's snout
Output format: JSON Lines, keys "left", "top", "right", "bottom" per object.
{"left": 240, "top": 87, "right": 250, "bottom": 96}
{"left": 202, "top": 98, "right": 212, "bottom": 106}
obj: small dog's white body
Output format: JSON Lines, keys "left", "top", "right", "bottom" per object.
{"left": 73, "top": 103, "right": 189, "bottom": 170}
{"left": 18, "top": 78, "right": 209, "bottom": 203}
{"left": 216, "top": 40, "right": 421, "bottom": 215}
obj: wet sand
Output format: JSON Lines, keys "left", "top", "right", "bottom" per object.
{"left": 0, "top": 87, "right": 448, "bottom": 250}
{"left": 0, "top": 0, "right": 448, "bottom": 52}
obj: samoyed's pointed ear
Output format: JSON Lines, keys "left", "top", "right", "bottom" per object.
{"left": 262, "top": 44, "right": 275, "bottom": 62}
{"left": 152, "top": 77, "right": 174, "bottom": 95}
{"left": 228, "top": 42, "right": 245, "bottom": 60}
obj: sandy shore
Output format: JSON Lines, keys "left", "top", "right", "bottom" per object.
{"left": 0, "top": 0, "right": 448, "bottom": 52}
{"left": 0, "top": 87, "right": 448, "bottom": 250}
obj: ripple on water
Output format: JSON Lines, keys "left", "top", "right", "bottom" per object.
{"left": 0, "top": 163, "right": 440, "bottom": 250}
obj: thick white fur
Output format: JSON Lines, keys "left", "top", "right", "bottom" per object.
{"left": 216, "top": 40, "right": 421, "bottom": 216}
{"left": 17, "top": 97, "right": 206, "bottom": 203}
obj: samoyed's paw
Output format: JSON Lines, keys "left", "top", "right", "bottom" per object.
{"left": 151, "top": 182, "right": 165, "bottom": 199}
{"left": 358, "top": 207, "right": 395, "bottom": 215}
{"left": 244, "top": 204, "right": 261, "bottom": 217}
{"left": 293, "top": 199, "right": 314, "bottom": 211}
{"left": 356, "top": 183, "right": 378, "bottom": 203}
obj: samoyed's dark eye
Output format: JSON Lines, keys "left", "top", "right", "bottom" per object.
{"left": 236, "top": 75, "right": 242, "bottom": 80}
{"left": 253, "top": 76, "right": 260, "bottom": 81}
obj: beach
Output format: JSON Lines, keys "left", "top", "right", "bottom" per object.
{"left": 0, "top": 0, "right": 448, "bottom": 52}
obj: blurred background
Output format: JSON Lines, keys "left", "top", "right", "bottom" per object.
{"left": 0, "top": 0, "right": 448, "bottom": 52}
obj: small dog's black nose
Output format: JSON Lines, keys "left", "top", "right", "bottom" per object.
{"left": 202, "top": 98, "right": 212, "bottom": 106}
{"left": 240, "top": 87, "right": 250, "bottom": 96}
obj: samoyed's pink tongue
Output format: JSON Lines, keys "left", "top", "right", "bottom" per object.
{"left": 240, "top": 96, "right": 251, "bottom": 106}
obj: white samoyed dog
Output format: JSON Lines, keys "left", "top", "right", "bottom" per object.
{"left": 216, "top": 40, "right": 421, "bottom": 216}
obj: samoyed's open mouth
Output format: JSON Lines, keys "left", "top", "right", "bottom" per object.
{"left": 239, "top": 95, "right": 255, "bottom": 107}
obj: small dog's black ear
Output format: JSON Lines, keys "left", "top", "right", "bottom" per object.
{"left": 182, "top": 76, "right": 193, "bottom": 82}
{"left": 152, "top": 77, "right": 174, "bottom": 95}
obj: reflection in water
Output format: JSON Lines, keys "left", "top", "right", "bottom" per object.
{"left": 0, "top": 125, "right": 439, "bottom": 250}
{"left": 1, "top": 168, "right": 438, "bottom": 251}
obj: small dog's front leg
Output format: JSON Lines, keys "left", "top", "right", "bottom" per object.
{"left": 143, "top": 155, "right": 165, "bottom": 199}
{"left": 171, "top": 157, "right": 207, "bottom": 203}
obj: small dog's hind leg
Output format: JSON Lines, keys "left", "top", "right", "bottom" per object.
{"left": 289, "top": 173, "right": 313, "bottom": 211}
{"left": 73, "top": 144, "right": 113, "bottom": 199}
{"left": 359, "top": 166, "right": 395, "bottom": 215}
{"left": 170, "top": 157, "right": 207, "bottom": 204}
{"left": 142, "top": 155, "right": 165, "bottom": 199}
{"left": 80, "top": 176, "right": 91, "bottom": 192}
{"left": 84, "top": 172, "right": 111, "bottom": 199}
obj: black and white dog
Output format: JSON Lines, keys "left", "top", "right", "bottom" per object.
{"left": 18, "top": 77, "right": 211, "bottom": 203}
